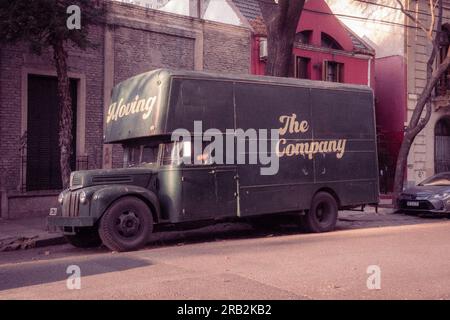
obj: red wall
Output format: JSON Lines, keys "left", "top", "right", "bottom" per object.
{"left": 251, "top": 0, "right": 374, "bottom": 89}
{"left": 292, "top": 48, "right": 373, "bottom": 87}
{"left": 375, "top": 55, "right": 406, "bottom": 155}
{"left": 375, "top": 55, "right": 407, "bottom": 192}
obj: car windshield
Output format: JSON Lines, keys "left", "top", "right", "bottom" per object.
{"left": 418, "top": 173, "right": 450, "bottom": 186}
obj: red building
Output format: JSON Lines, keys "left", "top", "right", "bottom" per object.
{"left": 233, "top": 0, "right": 375, "bottom": 87}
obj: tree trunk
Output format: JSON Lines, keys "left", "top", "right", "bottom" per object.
{"left": 259, "top": 0, "right": 305, "bottom": 77}
{"left": 52, "top": 39, "right": 73, "bottom": 189}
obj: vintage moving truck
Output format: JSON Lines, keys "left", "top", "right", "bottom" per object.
{"left": 48, "top": 69, "right": 379, "bottom": 251}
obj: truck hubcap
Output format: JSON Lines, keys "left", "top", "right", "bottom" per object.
{"left": 116, "top": 211, "right": 141, "bottom": 238}
{"left": 315, "top": 202, "right": 332, "bottom": 225}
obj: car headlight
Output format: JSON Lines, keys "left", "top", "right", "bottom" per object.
{"left": 58, "top": 192, "right": 64, "bottom": 204}
{"left": 79, "top": 191, "right": 87, "bottom": 204}
{"left": 432, "top": 192, "right": 450, "bottom": 200}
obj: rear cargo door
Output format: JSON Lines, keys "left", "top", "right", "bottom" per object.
{"left": 310, "top": 88, "right": 378, "bottom": 204}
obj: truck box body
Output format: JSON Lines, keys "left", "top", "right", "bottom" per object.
{"left": 103, "top": 69, "right": 378, "bottom": 222}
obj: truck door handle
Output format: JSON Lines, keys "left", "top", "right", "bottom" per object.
{"left": 209, "top": 170, "right": 216, "bottom": 174}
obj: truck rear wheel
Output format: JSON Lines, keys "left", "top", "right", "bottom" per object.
{"left": 65, "top": 227, "right": 102, "bottom": 248}
{"left": 99, "top": 197, "right": 153, "bottom": 252}
{"left": 301, "top": 192, "right": 338, "bottom": 233}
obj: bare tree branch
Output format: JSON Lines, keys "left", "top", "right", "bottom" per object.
{"left": 396, "top": 0, "right": 432, "bottom": 39}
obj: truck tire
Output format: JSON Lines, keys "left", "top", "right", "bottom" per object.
{"left": 301, "top": 192, "right": 338, "bottom": 233}
{"left": 65, "top": 227, "right": 102, "bottom": 248}
{"left": 99, "top": 196, "right": 153, "bottom": 252}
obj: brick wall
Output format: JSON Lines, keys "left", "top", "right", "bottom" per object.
{"left": 0, "top": 43, "right": 23, "bottom": 192}
{"left": 0, "top": 1, "right": 251, "bottom": 204}
{"left": 107, "top": 1, "right": 251, "bottom": 168}
{"left": 0, "top": 23, "right": 105, "bottom": 194}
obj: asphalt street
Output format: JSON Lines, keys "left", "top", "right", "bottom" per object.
{"left": 0, "top": 214, "right": 449, "bottom": 299}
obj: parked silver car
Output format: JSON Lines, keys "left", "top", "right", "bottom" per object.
{"left": 398, "top": 172, "right": 450, "bottom": 214}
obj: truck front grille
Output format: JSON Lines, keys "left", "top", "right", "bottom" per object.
{"left": 62, "top": 192, "right": 80, "bottom": 217}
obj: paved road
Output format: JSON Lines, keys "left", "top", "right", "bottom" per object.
{"left": 0, "top": 216, "right": 449, "bottom": 299}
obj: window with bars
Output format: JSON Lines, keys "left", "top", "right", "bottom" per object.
{"left": 436, "top": 24, "right": 450, "bottom": 96}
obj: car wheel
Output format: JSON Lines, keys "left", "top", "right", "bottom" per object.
{"left": 300, "top": 192, "right": 338, "bottom": 233}
{"left": 99, "top": 197, "right": 153, "bottom": 252}
{"left": 65, "top": 227, "right": 102, "bottom": 248}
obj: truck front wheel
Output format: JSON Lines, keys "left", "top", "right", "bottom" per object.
{"left": 99, "top": 197, "right": 153, "bottom": 252}
{"left": 301, "top": 192, "right": 338, "bottom": 233}
{"left": 65, "top": 227, "right": 102, "bottom": 248}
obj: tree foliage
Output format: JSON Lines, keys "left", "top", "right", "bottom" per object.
{"left": 0, "top": 0, "right": 103, "bottom": 53}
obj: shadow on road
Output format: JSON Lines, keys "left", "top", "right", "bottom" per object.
{"left": 0, "top": 255, "right": 151, "bottom": 291}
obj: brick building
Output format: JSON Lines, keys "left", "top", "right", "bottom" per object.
{"left": 0, "top": 0, "right": 251, "bottom": 218}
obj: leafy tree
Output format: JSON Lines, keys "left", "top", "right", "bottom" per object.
{"left": 0, "top": 0, "right": 104, "bottom": 188}
{"left": 258, "top": 0, "right": 306, "bottom": 76}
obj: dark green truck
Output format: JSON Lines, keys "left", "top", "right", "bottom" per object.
{"left": 48, "top": 69, "right": 379, "bottom": 251}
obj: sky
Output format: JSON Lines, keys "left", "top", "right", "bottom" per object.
{"left": 326, "top": 0, "right": 405, "bottom": 57}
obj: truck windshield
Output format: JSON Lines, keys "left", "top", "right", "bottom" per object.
{"left": 124, "top": 141, "right": 197, "bottom": 167}
{"left": 124, "top": 144, "right": 160, "bottom": 167}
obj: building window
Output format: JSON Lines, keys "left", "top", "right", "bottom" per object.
{"left": 295, "top": 30, "right": 312, "bottom": 45}
{"left": 323, "top": 61, "right": 343, "bottom": 82}
{"left": 435, "top": 117, "right": 450, "bottom": 173}
{"left": 437, "top": 24, "right": 450, "bottom": 96}
{"left": 295, "top": 56, "right": 311, "bottom": 79}
{"left": 321, "top": 32, "right": 343, "bottom": 50}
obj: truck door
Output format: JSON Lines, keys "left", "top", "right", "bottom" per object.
{"left": 181, "top": 165, "right": 237, "bottom": 221}
{"left": 168, "top": 78, "right": 237, "bottom": 221}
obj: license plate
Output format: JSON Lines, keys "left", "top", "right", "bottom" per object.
{"left": 407, "top": 201, "right": 419, "bottom": 207}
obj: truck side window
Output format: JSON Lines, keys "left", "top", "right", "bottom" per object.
{"left": 161, "top": 141, "right": 213, "bottom": 166}
{"left": 161, "top": 143, "right": 182, "bottom": 166}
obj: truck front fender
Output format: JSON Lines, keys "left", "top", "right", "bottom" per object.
{"left": 90, "top": 185, "right": 161, "bottom": 222}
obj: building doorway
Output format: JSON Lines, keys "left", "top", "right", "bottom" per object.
{"left": 435, "top": 117, "right": 450, "bottom": 174}
{"left": 26, "top": 75, "right": 78, "bottom": 191}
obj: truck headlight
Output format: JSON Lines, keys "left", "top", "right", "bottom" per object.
{"left": 58, "top": 192, "right": 64, "bottom": 204}
{"left": 79, "top": 191, "right": 87, "bottom": 204}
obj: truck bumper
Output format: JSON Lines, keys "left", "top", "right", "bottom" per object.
{"left": 47, "top": 216, "right": 96, "bottom": 228}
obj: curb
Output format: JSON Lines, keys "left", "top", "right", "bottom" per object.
{"left": 0, "top": 234, "right": 67, "bottom": 252}
{"left": 34, "top": 235, "right": 67, "bottom": 248}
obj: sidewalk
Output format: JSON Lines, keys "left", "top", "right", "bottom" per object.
{"left": 0, "top": 217, "right": 65, "bottom": 252}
